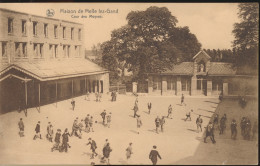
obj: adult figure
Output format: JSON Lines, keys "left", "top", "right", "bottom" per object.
{"left": 149, "top": 145, "right": 162, "bottom": 165}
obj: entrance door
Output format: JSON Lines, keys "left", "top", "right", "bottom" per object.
{"left": 197, "top": 78, "right": 207, "bottom": 96}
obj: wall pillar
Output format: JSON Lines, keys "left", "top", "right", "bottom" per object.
{"left": 162, "top": 76, "right": 167, "bottom": 95}
{"left": 148, "top": 75, "right": 153, "bottom": 94}
{"left": 132, "top": 82, "right": 137, "bottom": 93}
{"left": 223, "top": 82, "right": 228, "bottom": 96}
{"left": 176, "top": 76, "right": 182, "bottom": 96}
{"left": 207, "top": 79, "right": 212, "bottom": 96}
{"left": 191, "top": 76, "right": 197, "bottom": 96}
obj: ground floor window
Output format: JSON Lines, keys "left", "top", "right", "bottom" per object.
{"left": 212, "top": 79, "right": 223, "bottom": 91}
{"left": 167, "top": 77, "right": 176, "bottom": 90}
{"left": 181, "top": 77, "right": 190, "bottom": 91}
{"left": 153, "top": 76, "right": 161, "bottom": 91}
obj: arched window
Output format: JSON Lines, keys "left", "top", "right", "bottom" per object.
{"left": 197, "top": 61, "right": 206, "bottom": 72}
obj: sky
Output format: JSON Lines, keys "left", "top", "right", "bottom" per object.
{"left": 1, "top": 3, "right": 240, "bottom": 50}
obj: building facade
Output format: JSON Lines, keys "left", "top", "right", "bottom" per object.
{"left": 0, "top": 8, "right": 109, "bottom": 114}
{"left": 147, "top": 50, "right": 257, "bottom": 96}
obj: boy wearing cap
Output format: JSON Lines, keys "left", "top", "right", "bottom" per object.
{"left": 33, "top": 121, "right": 42, "bottom": 140}
{"left": 18, "top": 118, "right": 24, "bottom": 137}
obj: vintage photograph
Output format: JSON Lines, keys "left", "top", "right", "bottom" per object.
{"left": 0, "top": 2, "right": 258, "bottom": 165}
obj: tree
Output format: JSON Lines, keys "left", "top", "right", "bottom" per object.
{"left": 232, "top": 3, "right": 259, "bottom": 68}
{"left": 101, "top": 6, "right": 201, "bottom": 82}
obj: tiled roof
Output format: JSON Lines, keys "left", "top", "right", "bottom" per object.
{"left": 162, "top": 62, "right": 194, "bottom": 75}
{"left": 0, "top": 59, "right": 108, "bottom": 81}
{"left": 208, "top": 62, "right": 236, "bottom": 76}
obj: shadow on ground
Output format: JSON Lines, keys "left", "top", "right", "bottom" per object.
{"left": 174, "top": 98, "right": 258, "bottom": 165}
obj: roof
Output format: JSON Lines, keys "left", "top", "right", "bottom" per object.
{"left": 208, "top": 62, "right": 236, "bottom": 76}
{"left": 193, "top": 50, "right": 211, "bottom": 60}
{"left": 0, "top": 59, "right": 108, "bottom": 81}
{"left": 161, "top": 62, "right": 194, "bottom": 75}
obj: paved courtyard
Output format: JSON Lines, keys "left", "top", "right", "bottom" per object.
{"left": 0, "top": 94, "right": 258, "bottom": 165}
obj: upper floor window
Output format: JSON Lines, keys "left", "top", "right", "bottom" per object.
{"left": 54, "top": 25, "right": 58, "bottom": 38}
{"left": 44, "top": 23, "right": 48, "bottom": 37}
{"left": 22, "top": 20, "right": 27, "bottom": 35}
{"left": 33, "top": 21, "right": 38, "bottom": 36}
{"left": 78, "top": 28, "right": 81, "bottom": 40}
{"left": 8, "top": 18, "right": 13, "bottom": 34}
{"left": 1, "top": 42, "right": 7, "bottom": 57}
{"left": 71, "top": 28, "right": 74, "bottom": 40}
{"left": 33, "top": 43, "right": 43, "bottom": 58}
{"left": 63, "top": 27, "right": 66, "bottom": 39}
{"left": 15, "top": 42, "right": 27, "bottom": 57}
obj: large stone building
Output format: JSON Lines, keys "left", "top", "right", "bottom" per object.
{"left": 0, "top": 8, "right": 109, "bottom": 114}
{"left": 147, "top": 50, "right": 257, "bottom": 96}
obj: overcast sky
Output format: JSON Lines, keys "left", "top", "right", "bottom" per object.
{"left": 1, "top": 3, "right": 240, "bottom": 50}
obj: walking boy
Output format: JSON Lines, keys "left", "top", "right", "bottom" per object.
{"left": 106, "top": 113, "right": 112, "bottom": 128}
{"left": 160, "top": 116, "right": 166, "bottom": 132}
{"left": 126, "top": 143, "right": 133, "bottom": 160}
{"left": 148, "top": 102, "right": 152, "bottom": 114}
{"left": 33, "top": 121, "right": 42, "bottom": 140}
{"left": 167, "top": 105, "right": 173, "bottom": 119}
{"left": 51, "top": 129, "right": 61, "bottom": 152}
{"left": 196, "top": 115, "right": 203, "bottom": 133}
{"left": 155, "top": 116, "right": 161, "bottom": 134}
{"left": 87, "top": 138, "right": 98, "bottom": 159}
{"left": 101, "top": 110, "right": 107, "bottom": 126}
{"left": 18, "top": 118, "right": 24, "bottom": 137}
{"left": 136, "top": 115, "right": 142, "bottom": 134}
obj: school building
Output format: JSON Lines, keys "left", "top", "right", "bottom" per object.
{"left": 0, "top": 8, "right": 109, "bottom": 114}
{"left": 147, "top": 50, "right": 257, "bottom": 96}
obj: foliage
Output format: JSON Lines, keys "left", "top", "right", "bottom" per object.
{"left": 232, "top": 3, "right": 259, "bottom": 68}
{"left": 101, "top": 6, "right": 201, "bottom": 82}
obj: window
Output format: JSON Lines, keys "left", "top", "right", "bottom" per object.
{"left": 39, "top": 44, "right": 43, "bottom": 57}
{"left": 63, "top": 45, "right": 66, "bottom": 57}
{"left": 68, "top": 45, "right": 70, "bottom": 57}
{"left": 54, "top": 25, "right": 58, "bottom": 38}
{"left": 78, "top": 28, "right": 81, "bottom": 40}
{"left": 33, "top": 21, "right": 37, "bottom": 36}
{"left": 153, "top": 77, "right": 161, "bottom": 91}
{"left": 22, "top": 20, "right": 27, "bottom": 35}
{"left": 49, "top": 45, "right": 53, "bottom": 58}
{"left": 212, "top": 79, "right": 223, "bottom": 91}
{"left": 181, "top": 77, "right": 190, "bottom": 91}
{"left": 33, "top": 43, "right": 43, "bottom": 58}
{"left": 8, "top": 18, "right": 13, "bottom": 34}
{"left": 63, "top": 27, "right": 66, "bottom": 39}
{"left": 2, "top": 42, "right": 7, "bottom": 57}
{"left": 54, "top": 45, "right": 58, "bottom": 58}
{"left": 44, "top": 24, "right": 48, "bottom": 37}
{"left": 167, "top": 77, "right": 176, "bottom": 90}
{"left": 15, "top": 43, "right": 20, "bottom": 57}
{"left": 22, "top": 43, "right": 27, "bottom": 57}
{"left": 71, "top": 28, "right": 74, "bottom": 40}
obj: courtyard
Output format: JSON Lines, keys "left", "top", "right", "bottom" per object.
{"left": 0, "top": 94, "right": 258, "bottom": 165}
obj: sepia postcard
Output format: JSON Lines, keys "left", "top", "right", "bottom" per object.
{"left": 0, "top": 2, "right": 258, "bottom": 165}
